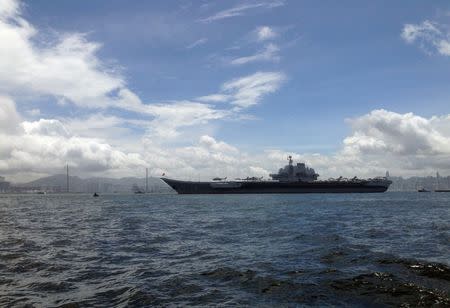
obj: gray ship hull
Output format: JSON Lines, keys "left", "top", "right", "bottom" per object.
{"left": 161, "top": 178, "right": 390, "bottom": 194}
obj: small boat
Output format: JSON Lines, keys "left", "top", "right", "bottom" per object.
{"left": 418, "top": 188, "right": 430, "bottom": 192}
{"left": 93, "top": 192, "right": 100, "bottom": 197}
{"left": 435, "top": 189, "right": 450, "bottom": 192}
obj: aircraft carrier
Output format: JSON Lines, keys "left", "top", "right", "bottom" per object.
{"left": 161, "top": 156, "right": 391, "bottom": 194}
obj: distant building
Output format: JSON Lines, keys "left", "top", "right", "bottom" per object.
{"left": 101, "top": 183, "right": 113, "bottom": 193}
{"left": 388, "top": 173, "right": 450, "bottom": 191}
{"left": 86, "top": 181, "right": 100, "bottom": 193}
{"left": 0, "top": 176, "right": 11, "bottom": 193}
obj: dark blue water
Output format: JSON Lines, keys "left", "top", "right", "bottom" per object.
{"left": 0, "top": 192, "right": 449, "bottom": 306}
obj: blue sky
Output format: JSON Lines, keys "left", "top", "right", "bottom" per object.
{"left": 2, "top": 0, "right": 450, "bottom": 181}
{"left": 22, "top": 0, "right": 450, "bottom": 147}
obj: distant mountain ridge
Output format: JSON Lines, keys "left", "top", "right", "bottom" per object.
{"left": 13, "top": 173, "right": 450, "bottom": 192}
{"left": 18, "top": 174, "right": 173, "bottom": 193}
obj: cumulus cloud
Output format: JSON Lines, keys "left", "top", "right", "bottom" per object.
{"left": 0, "top": 102, "right": 146, "bottom": 181}
{"left": 0, "top": 0, "right": 20, "bottom": 17}
{"left": 230, "top": 43, "right": 280, "bottom": 65}
{"left": 251, "top": 110, "right": 450, "bottom": 179}
{"left": 0, "top": 99, "right": 271, "bottom": 182}
{"left": 0, "top": 95, "right": 22, "bottom": 134}
{"left": 153, "top": 106, "right": 450, "bottom": 180}
{"left": 401, "top": 20, "right": 450, "bottom": 56}
{"left": 23, "top": 119, "right": 70, "bottom": 138}
{"left": 198, "top": 135, "right": 238, "bottom": 153}
{"left": 343, "top": 110, "right": 450, "bottom": 156}
{"left": 165, "top": 135, "right": 249, "bottom": 179}
{"left": 255, "top": 26, "right": 277, "bottom": 41}
{"left": 199, "top": 0, "right": 285, "bottom": 23}
{"left": 338, "top": 110, "right": 450, "bottom": 175}
{"left": 61, "top": 114, "right": 150, "bottom": 146}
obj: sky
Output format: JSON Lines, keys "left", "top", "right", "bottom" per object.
{"left": 1, "top": 0, "right": 450, "bottom": 182}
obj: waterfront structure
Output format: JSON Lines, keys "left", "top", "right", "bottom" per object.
{"left": 0, "top": 176, "right": 11, "bottom": 193}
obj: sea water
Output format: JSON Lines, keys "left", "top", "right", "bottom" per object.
{"left": 0, "top": 192, "right": 449, "bottom": 306}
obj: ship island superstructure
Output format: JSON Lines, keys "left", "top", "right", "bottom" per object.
{"left": 161, "top": 156, "right": 392, "bottom": 194}
{"left": 270, "top": 156, "right": 319, "bottom": 182}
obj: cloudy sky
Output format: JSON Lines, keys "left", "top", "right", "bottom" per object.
{"left": 1, "top": 0, "right": 450, "bottom": 182}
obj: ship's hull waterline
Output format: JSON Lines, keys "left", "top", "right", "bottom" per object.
{"left": 161, "top": 178, "right": 389, "bottom": 194}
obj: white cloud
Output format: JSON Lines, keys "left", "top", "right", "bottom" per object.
{"left": 343, "top": 110, "right": 450, "bottom": 156}
{"left": 401, "top": 20, "right": 440, "bottom": 43}
{"left": 230, "top": 43, "right": 280, "bottom": 65}
{"left": 331, "top": 110, "right": 450, "bottom": 176}
{"left": 199, "top": 0, "right": 285, "bottom": 23}
{"left": 199, "top": 135, "right": 238, "bottom": 153}
{"left": 196, "top": 94, "right": 230, "bottom": 103}
{"left": 401, "top": 20, "right": 450, "bottom": 56}
{"left": 0, "top": 104, "right": 147, "bottom": 181}
{"left": 64, "top": 114, "right": 126, "bottom": 133}
{"left": 26, "top": 108, "right": 41, "bottom": 116}
{"left": 255, "top": 26, "right": 277, "bottom": 41}
{"left": 0, "top": 0, "right": 153, "bottom": 113}
{"left": 167, "top": 136, "right": 247, "bottom": 178}
{"left": 145, "top": 101, "right": 229, "bottom": 140}
{"left": 60, "top": 114, "right": 151, "bottom": 155}
{"left": 0, "top": 1, "right": 291, "bottom": 181}
{"left": 249, "top": 110, "right": 450, "bottom": 179}
{"left": 186, "top": 38, "right": 208, "bottom": 49}
{"left": 0, "top": 9, "right": 116, "bottom": 106}
{"left": 23, "top": 119, "right": 70, "bottom": 138}
{"left": 145, "top": 72, "right": 285, "bottom": 138}
{"left": 0, "top": 1, "right": 289, "bottom": 150}
{"left": 0, "top": 95, "right": 22, "bottom": 134}
{"left": 0, "top": 0, "right": 19, "bottom": 17}
{"left": 195, "top": 72, "right": 286, "bottom": 110}
{"left": 0, "top": 98, "right": 267, "bottom": 182}
{"left": 437, "top": 39, "right": 450, "bottom": 55}
{"left": 156, "top": 108, "right": 450, "bottom": 179}
{"left": 3, "top": 94, "right": 450, "bottom": 182}
{"left": 222, "top": 71, "right": 286, "bottom": 108}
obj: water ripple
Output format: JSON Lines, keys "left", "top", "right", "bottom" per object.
{"left": 0, "top": 192, "right": 449, "bottom": 306}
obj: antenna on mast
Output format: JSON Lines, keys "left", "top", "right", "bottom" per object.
{"left": 288, "top": 155, "right": 293, "bottom": 165}
{"left": 66, "top": 164, "right": 69, "bottom": 193}
{"left": 146, "top": 168, "right": 149, "bottom": 193}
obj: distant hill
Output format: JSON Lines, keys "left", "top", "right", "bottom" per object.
{"left": 15, "top": 173, "right": 450, "bottom": 193}
{"left": 19, "top": 174, "right": 174, "bottom": 193}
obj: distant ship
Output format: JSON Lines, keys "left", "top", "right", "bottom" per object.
{"left": 161, "top": 156, "right": 391, "bottom": 194}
